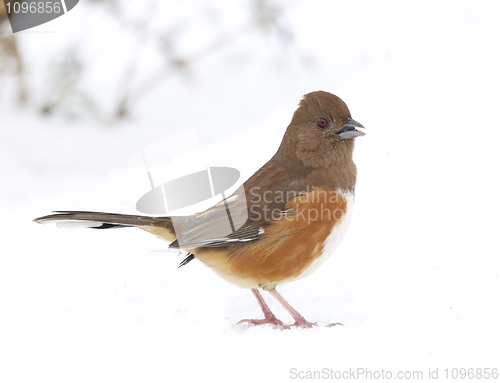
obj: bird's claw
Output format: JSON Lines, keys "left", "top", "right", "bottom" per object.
{"left": 289, "top": 319, "right": 317, "bottom": 329}
{"left": 237, "top": 316, "right": 285, "bottom": 329}
{"left": 238, "top": 317, "right": 318, "bottom": 330}
{"left": 326, "top": 322, "right": 344, "bottom": 327}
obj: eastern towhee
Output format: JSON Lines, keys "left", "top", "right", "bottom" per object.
{"left": 34, "top": 91, "right": 365, "bottom": 329}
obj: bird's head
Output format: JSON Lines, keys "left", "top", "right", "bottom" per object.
{"left": 280, "top": 91, "right": 365, "bottom": 168}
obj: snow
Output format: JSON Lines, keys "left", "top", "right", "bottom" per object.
{"left": 1, "top": 1, "right": 499, "bottom": 382}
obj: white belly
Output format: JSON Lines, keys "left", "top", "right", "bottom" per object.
{"left": 295, "top": 190, "right": 354, "bottom": 280}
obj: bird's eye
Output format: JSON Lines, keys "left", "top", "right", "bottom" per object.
{"left": 317, "top": 118, "right": 328, "bottom": 128}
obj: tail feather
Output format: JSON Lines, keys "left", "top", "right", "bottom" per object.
{"left": 33, "top": 211, "right": 173, "bottom": 230}
{"left": 34, "top": 210, "right": 180, "bottom": 255}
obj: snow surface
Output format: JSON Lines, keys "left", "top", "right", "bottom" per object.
{"left": 1, "top": 1, "right": 500, "bottom": 382}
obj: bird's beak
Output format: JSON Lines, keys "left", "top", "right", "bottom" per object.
{"left": 336, "top": 118, "right": 366, "bottom": 140}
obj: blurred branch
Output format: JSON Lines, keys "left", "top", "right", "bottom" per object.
{"left": 114, "top": 0, "right": 292, "bottom": 119}
{"left": 1, "top": 0, "right": 296, "bottom": 121}
{"left": 114, "top": 25, "right": 250, "bottom": 119}
{"left": 0, "top": 0, "right": 27, "bottom": 104}
{"left": 40, "top": 50, "right": 99, "bottom": 119}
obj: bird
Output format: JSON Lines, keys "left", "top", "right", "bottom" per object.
{"left": 34, "top": 91, "right": 365, "bottom": 329}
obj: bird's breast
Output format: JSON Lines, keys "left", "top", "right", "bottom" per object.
{"left": 294, "top": 189, "right": 354, "bottom": 281}
{"left": 195, "top": 188, "right": 354, "bottom": 289}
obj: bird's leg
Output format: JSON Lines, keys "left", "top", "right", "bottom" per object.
{"left": 237, "top": 289, "right": 285, "bottom": 328}
{"left": 269, "top": 289, "right": 317, "bottom": 328}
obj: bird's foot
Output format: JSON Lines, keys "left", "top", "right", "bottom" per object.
{"left": 238, "top": 316, "right": 318, "bottom": 330}
{"left": 237, "top": 315, "right": 285, "bottom": 329}
{"left": 237, "top": 317, "right": 317, "bottom": 330}
{"left": 288, "top": 318, "right": 317, "bottom": 329}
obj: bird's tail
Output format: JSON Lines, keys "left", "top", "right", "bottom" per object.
{"left": 33, "top": 211, "right": 193, "bottom": 265}
{"left": 33, "top": 211, "right": 174, "bottom": 231}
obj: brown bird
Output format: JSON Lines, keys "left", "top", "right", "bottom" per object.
{"left": 34, "top": 91, "right": 365, "bottom": 329}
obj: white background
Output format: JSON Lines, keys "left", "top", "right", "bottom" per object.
{"left": 1, "top": 1, "right": 499, "bottom": 382}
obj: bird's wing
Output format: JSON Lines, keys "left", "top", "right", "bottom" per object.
{"left": 169, "top": 186, "right": 259, "bottom": 248}
{"left": 169, "top": 167, "right": 312, "bottom": 249}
